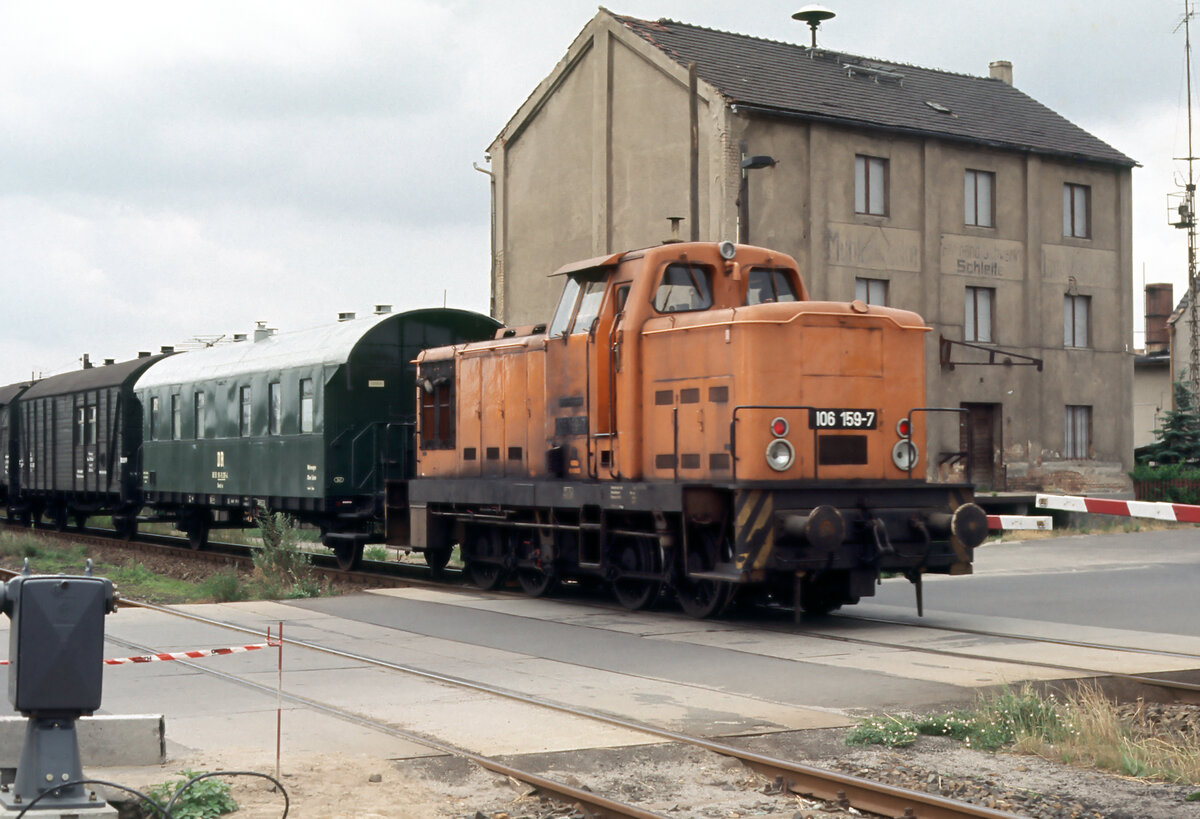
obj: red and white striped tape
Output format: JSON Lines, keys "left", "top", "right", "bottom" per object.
{"left": 1035, "top": 493, "right": 1200, "bottom": 523}
{"left": 987, "top": 515, "right": 1053, "bottom": 531}
{"left": 0, "top": 643, "right": 269, "bottom": 667}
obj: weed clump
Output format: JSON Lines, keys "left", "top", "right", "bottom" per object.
{"left": 251, "top": 508, "right": 325, "bottom": 599}
{"left": 144, "top": 770, "right": 237, "bottom": 818}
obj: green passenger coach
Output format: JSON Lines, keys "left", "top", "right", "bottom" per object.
{"left": 134, "top": 308, "right": 500, "bottom": 566}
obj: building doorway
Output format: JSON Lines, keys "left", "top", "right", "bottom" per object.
{"left": 960, "top": 403, "right": 1002, "bottom": 490}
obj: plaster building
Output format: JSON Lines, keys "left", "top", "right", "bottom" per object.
{"left": 1134, "top": 283, "right": 1172, "bottom": 451}
{"left": 486, "top": 10, "right": 1136, "bottom": 492}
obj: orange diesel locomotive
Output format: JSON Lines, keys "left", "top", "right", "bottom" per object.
{"left": 408, "top": 241, "right": 986, "bottom": 617}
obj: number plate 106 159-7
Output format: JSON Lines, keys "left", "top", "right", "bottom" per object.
{"left": 809, "top": 409, "right": 877, "bottom": 430}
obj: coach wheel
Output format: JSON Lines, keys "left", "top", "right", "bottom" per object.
{"left": 113, "top": 515, "right": 138, "bottom": 542}
{"left": 333, "top": 538, "right": 364, "bottom": 572}
{"left": 74, "top": 513, "right": 88, "bottom": 531}
{"left": 51, "top": 505, "right": 69, "bottom": 533}
{"left": 186, "top": 515, "right": 211, "bottom": 551}
{"left": 17, "top": 507, "right": 31, "bottom": 527}
{"left": 423, "top": 545, "right": 452, "bottom": 576}
{"left": 465, "top": 527, "right": 507, "bottom": 591}
{"left": 611, "top": 536, "right": 662, "bottom": 611}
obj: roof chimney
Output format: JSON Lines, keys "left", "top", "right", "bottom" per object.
{"left": 1145, "top": 283, "right": 1174, "bottom": 355}
{"left": 254, "top": 321, "right": 277, "bottom": 342}
{"left": 338, "top": 311, "right": 356, "bottom": 322}
{"left": 82, "top": 354, "right": 92, "bottom": 369}
{"left": 374, "top": 304, "right": 392, "bottom": 315}
{"left": 989, "top": 60, "right": 1013, "bottom": 85}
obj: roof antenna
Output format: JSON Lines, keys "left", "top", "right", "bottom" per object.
{"left": 793, "top": 5, "right": 836, "bottom": 49}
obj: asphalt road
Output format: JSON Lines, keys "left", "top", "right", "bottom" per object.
{"left": 866, "top": 527, "right": 1200, "bottom": 636}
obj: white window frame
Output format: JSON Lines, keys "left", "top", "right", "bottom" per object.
{"left": 854, "top": 277, "right": 889, "bottom": 306}
{"left": 1064, "top": 294, "right": 1090, "bottom": 348}
{"left": 1063, "top": 183, "right": 1090, "bottom": 238}
{"left": 1064, "top": 405, "right": 1091, "bottom": 459}
{"left": 965, "top": 169, "right": 995, "bottom": 227}
{"left": 854, "top": 155, "right": 888, "bottom": 216}
{"left": 965, "top": 286, "right": 994, "bottom": 343}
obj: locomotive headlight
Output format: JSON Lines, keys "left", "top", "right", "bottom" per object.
{"left": 765, "top": 438, "right": 795, "bottom": 471}
{"left": 892, "top": 439, "right": 919, "bottom": 471}
{"left": 719, "top": 240, "right": 737, "bottom": 260}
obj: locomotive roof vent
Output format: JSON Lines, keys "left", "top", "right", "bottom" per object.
{"left": 232, "top": 334, "right": 247, "bottom": 342}
{"left": 338, "top": 311, "right": 356, "bottom": 322}
{"left": 374, "top": 304, "right": 392, "bottom": 315}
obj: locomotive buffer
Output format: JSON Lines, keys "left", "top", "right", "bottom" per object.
{"left": 0, "top": 561, "right": 118, "bottom": 817}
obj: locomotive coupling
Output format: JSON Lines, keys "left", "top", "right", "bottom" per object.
{"left": 925, "top": 503, "right": 988, "bottom": 549}
{"left": 781, "top": 505, "right": 846, "bottom": 555}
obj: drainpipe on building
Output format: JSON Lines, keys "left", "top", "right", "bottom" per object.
{"left": 474, "top": 160, "right": 498, "bottom": 319}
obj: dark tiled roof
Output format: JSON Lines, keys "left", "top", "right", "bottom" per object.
{"left": 616, "top": 15, "right": 1134, "bottom": 167}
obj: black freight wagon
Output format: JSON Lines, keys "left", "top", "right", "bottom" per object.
{"left": 134, "top": 308, "right": 499, "bottom": 565}
{"left": 0, "top": 380, "right": 34, "bottom": 516}
{"left": 15, "top": 355, "right": 168, "bottom": 534}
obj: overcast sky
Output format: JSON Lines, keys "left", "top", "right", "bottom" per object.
{"left": 0, "top": 1, "right": 1190, "bottom": 384}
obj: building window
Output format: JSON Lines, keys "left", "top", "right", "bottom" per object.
{"left": 239, "top": 387, "right": 251, "bottom": 438}
{"left": 965, "top": 286, "right": 994, "bottom": 343}
{"left": 269, "top": 382, "right": 282, "bottom": 436}
{"left": 1063, "top": 183, "right": 1090, "bottom": 238}
{"left": 299, "top": 379, "right": 314, "bottom": 434}
{"left": 1064, "top": 295, "right": 1090, "bottom": 348}
{"left": 854, "top": 155, "right": 888, "bottom": 216}
{"left": 1064, "top": 405, "right": 1091, "bottom": 459}
{"left": 965, "top": 169, "right": 995, "bottom": 227}
{"left": 855, "top": 277, "right": 889, "bottom": 306}
{"left": 170, "top": 394, "right": 181, "bottom": 441}
{"left": 150, "top": 396, "right": 160, "bottom": 441}
{"left": 193, "top": 392, "right": 205, "bottom": 440}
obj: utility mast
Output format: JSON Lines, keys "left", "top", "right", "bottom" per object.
{"left": 1171, "top": 0, "right": 1200, "bottom": 399}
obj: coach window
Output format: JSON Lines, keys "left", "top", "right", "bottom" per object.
{"left": 746, "top": 268, "right": 798, "bottom": 305}
{"left": 171, "top": 394, "right": 181, "bottom": 440}
{"left": 193, "top": 392, "right": 205, "bottom": 440}
{"left": 269, "top": 382, "right": 282, "bottom": 435}
{"left": 150, "top": 396, "right": 160, "bottom": 441}
{"left": 654, "top": 264, "right": 713, "bottom": 313}
{"left": 76, "top": 406, "right": 85, "bottom": 445}
{"left": 299, "top": 379, "right": 314, "bottom": 434}
{"left": 87, "top": 405, "right": 97, "bottom": 445}
{"left": 239, "top": 387, "right": 251, "bottom": 437}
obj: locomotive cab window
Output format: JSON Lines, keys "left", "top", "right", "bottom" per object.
{"left": 745, "top": 268, "right": 799, "bottom": 305}
{"left": 654, "top": 263, "right": 713, "bottom": 313}
{"left": 419, "top": 360, "right": 455, "bottom": 450}
{"left": 571, "top": 279, "right": 607, "bottom": 335}
{"left": 548, "top": 272, "right": 607, "bottom": 337}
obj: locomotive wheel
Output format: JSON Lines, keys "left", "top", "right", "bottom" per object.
{"left": 516, "top": 537, "right": 558, "bottom": 598}
{"left": 611, "top": 536, "right": 661, "bottom": 611}
{"left": 675, "top": 576, "right": 735, "bottom": 619}
{"left": 423, "top": 545, "right": 452, "bottom": 576}
{"left": 465, "top": 528, "right": 507, "bottom": 591}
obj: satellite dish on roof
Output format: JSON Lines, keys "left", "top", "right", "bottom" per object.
{"left": 793, "top": 5, "right": 836, "bottom": 48}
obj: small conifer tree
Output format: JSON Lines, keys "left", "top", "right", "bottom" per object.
{"left": 1141, "top": 380, "right": 1200, "bottom": 465}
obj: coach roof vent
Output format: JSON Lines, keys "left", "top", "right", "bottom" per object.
{"left": 254, "top": 321, "right": 277, "bottom": 342}
{"left": 338, "top": 311, "right": 356, "bottom": 322}
{"left": 104, "top": 358, "right": 115, "bottom": 366}
{"left": 374, "top": 304, "right": 392, "bottom": 315}
{"left": 138, "top": 351, "right": 151, "bottom": 358}
{"left": 160, "top": 346, "right": 174, "bottom": 354}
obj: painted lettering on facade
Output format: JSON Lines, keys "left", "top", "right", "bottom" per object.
{"left": 940, "top": 235, "right": 1023, "bottom": 279}
{"left": 1042, "top": 244, "right": 1117, "bottom": 286}
{"left": 825, "top": 223, "right": 921, "bottom": 272}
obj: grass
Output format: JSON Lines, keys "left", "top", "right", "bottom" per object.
{"left": 848, "top": 683, "right": 1200, "bottom": 786}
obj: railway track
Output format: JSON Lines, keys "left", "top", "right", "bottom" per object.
{"left": 7, "top": 519, "right": 1200, "bottom": 703}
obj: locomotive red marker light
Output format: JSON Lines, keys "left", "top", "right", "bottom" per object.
{"left": 896, "top": 418, "right": 911, "bottom": 437}
{"left": 770, "top": 417, "right": 789, "bottom": 437}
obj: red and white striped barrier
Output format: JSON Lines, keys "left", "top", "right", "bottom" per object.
{"left": 1035, "top": 493, "right": 1200, "bottom": 523}
{"left": 987, "top": 515, "right": 1053, "bottom": 531}
{"left": 0, "top": 643, "right": 269, "bottom": 667}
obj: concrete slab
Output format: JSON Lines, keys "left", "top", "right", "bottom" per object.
{"left": 0, "top": 715, "right": 164, "bottom": 767}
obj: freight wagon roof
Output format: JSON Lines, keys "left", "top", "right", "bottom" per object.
{"left": 615, "top": 15, "right": 1134, "bottom": 168}
{"left": 21, "top": 356, "right": 168, "bottom": 400}
{"left": 0, "top": 382, "right": 34, "bottom": 406}
{"left": 133, "top": 310, "right": 474, "bottom": 389}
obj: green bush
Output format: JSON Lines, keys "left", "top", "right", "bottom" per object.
{"left": 251, "top": 508, "right": 324, "bottom": 599}
{"left": 200, "top": 569, "right": 245, "bottom": 603}
{"left": 364, "top": 545, "right": 389, "bottom": 562}
{"left": 144, "top": 770, "right": 236, "bottom": 819}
